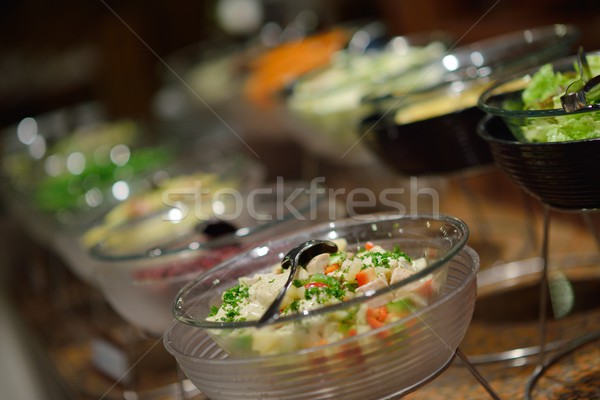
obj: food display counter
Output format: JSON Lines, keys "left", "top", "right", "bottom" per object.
{"left": 4, "top": 168, "right": 600, "bottom": 399}
{"left": 2, "top": 5, "right": 600, "bottom": 400}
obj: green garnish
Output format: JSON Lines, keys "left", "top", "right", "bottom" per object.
{"left": 293, "top": 279, "right": 306, "bottom": 288}
{"left": 304, "top": 275, "right": 346, "bottom": 303}
{"left": 290, "top": 299, "right": 301, "bottom": 312}
{"left": 309, "top": 273, "right": 338, "bottom": 287}
{"left": 344, "top": 281, "right": 358, "bottom": 293}
{"left": 359, "top": 249, "right": 411, "bottom": 269}
{"left": 208, "top": 305, "right": 219, "bottom": 317}
{"left": 214, "top": 284, "right": 250, "bottom": 322}
{"left": 304, "top": 285, "right": 345, "bottom": 303}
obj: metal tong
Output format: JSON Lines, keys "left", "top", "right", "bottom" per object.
{"left": 560, "top": 47, "right": 600, "bottom": 112}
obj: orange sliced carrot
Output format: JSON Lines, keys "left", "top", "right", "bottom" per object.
{"left": 324, "top": 263, "right": 340, "bottom": 274}
{"left": 355, "top": 267, "right": 377, "bottom": 286}
{"left": 244, "top": 28, "right": 349, "bottom": 107}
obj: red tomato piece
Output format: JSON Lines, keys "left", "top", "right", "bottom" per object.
{"left": 304, "top": 281, "right": 328, "bottom": 289}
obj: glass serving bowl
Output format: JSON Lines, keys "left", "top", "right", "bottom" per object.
{"left": 477, "top": 50, "right": 600, "bottom": 210}
{"left": 0, "top": 102, "right": 180, "bottom": 286}
{"left": 90, "top": 181, "right": 336, "bottom": 336}
{"left": 360, "top": 77, "right": 493, "bottom": 175}
{"left": 0, "top": 103, "right": 173, "bottom": 243}
{"left": 62, "top": 159, "right": 262, "bottom": 286}
{"left": 156, "top": 27, "right": 351, "bottom": 144}
{"left": 284, "top": 30, "right": 453, "bottom": 165}
{"left": 356, "top": 24, "right": 580, "bottom": 176}
{"left": 41, "top": 120, "right": 259, "bottom": 285}
{"left": 438, "top": 24, "right": 580, "bottom": 83}
{"left": 166, "top": 214, "right": 479, "bottom": 400}
{"left": 154, "top": 34, "right": 254, "bottom": 125}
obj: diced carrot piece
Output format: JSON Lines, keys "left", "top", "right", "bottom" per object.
{"left": 367, "top": 306, "right": 393, "bottom": 337}
{"left": 367, "top": 317, "right": 386, "bottom": 329}
{"left": 416, "top": 279, "right": 434, "bottom": 299}
{"left": 366, "top": 306, "right": 388, "bottom": 323}
{"left": 324, "top": 263, "right": 340, "bottom": 274}
{"left": 365, "top": 241, "right": 375, "bottom": 250}
{"left": 355, "top": 267, "right": 377, "bottom": 286}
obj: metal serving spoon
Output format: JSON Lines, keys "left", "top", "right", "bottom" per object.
{"left": 257, "top": 239, "right": 338, "bottom": 326}
{"left": 195, "top": 219, "right": 238, "bottom": 238}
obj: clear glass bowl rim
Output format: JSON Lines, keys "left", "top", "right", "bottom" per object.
{"left": 477, "top": 113, "right": 600, "bottom": 145}
{"left": 89, "top": 188, "right": 327, "bottom": 263}
{"left": 363, "top": 24, "right": 580, "bottom": 109}
{"left": 478, "top": 49, "right": 600, "bottom": 118}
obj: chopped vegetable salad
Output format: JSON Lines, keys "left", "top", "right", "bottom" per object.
{"left": 207, "top": 239, "right": 440, "bottom": 356}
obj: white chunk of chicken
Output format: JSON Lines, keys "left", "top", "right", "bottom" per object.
{"left": 390, "top": 266, "right": 414, "bottom": 285}
{"left": 356, "top": 276, "right": 391, "bottom": 308}
{"left": 306, "top": 253, "right": 331, "bottom": 275}
{"left": 355, "top": 275, "right": 388, "bottom": 295}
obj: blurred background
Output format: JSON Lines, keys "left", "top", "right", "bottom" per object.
{"left": 1, "top": 0, "right": 599, "bottom": 127}
{"left": 1, "top": 1, "right": 600, "bottom": 399}
{"left": 0, "top": 0, "right": 371, "bottom": 125}
{"left": 2, "top": 0, "right": 598, "bottom": 180}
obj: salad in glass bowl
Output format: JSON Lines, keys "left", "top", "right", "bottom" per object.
{"left": 80, "top": 170, "right": 247, "bottom": 253}
{"left": 166, "top": 214, "right": 478, "bottom": 400}
{"left": 480, "top": 50, "right": 600, "bottom": 142}
{"left": 2, "top": 115, "right": 171, "bottom": 218}
{"left": 172, "top": 214, "right": 471, "bottom": 356}
{"left": 204, "top": 237, "right": 436, "bottom": 356}
{"left": 285, "top": 31, "right": 451, "bottom": 164}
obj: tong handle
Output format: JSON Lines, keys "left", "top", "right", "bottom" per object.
{"left": 561, "top": 48, "right": 600, "bottom": 112}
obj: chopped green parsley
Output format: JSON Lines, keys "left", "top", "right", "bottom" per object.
{"left": 214, "top": 284, "right": 249, "bottom": 322}
{"left": 359, "top": 249, "right": 411, "bottom": 269}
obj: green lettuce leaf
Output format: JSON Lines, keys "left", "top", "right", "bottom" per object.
{"left": 519, "top": 55, "right": 600, "bottom": 142}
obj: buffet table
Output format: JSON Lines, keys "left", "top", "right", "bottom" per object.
{"left": 4, "top": 166, "right": 599, "bottom": 399}
{"left": 2, "top": 13, "right": 600, "bottom": 398}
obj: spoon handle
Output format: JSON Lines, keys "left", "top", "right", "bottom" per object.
{"left": 257, "top": 267, "right": 297, "bottom": 326}
{"left": 256, "top": 239, "right": 338, "bottom": 327}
